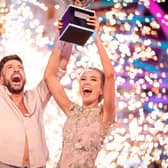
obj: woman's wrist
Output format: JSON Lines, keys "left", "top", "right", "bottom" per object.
{"left": 94, "top": 31, "right": 101, "bottom": 43}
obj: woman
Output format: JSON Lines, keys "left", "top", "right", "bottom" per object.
{"left": 45, "top": 14, "right": 115, "bottom": 168}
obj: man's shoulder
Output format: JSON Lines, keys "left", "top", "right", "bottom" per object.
{"left": 24, "top": 79, "right": 49, "bottom": 99}
{"left": 0, "top": 84, "right": 7, "bottom": 93}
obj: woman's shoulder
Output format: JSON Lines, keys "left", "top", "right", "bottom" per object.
{"left": 66, "top": 103, "right": 81, "bottom": 116}
{"left": 69, "top": 103, "right": 81, "bottom": 111}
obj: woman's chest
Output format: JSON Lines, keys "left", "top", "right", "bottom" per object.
{"left": 63, "top": 111, "right": 102, "bottom": 140}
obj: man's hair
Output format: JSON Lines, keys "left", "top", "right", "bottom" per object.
{"left": 0, "top": 54, "right": 23, "bottom": 74}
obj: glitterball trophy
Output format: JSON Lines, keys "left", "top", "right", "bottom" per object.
{"left": 59, "top": 0, "right": 95, "bottom": 46}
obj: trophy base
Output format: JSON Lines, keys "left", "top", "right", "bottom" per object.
{"left": 59, "top": 5, "right": 95, "bottom": 46}
{"left": 59, "top": 24, "right": 94, "bottom": 46}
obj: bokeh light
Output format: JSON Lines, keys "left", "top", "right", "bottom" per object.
{"left": 0, "top": 0, "right": 168, "bottom": 167}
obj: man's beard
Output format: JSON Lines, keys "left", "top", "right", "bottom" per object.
{"left": 4, "top": 80, "right": 25, "bottom": 94}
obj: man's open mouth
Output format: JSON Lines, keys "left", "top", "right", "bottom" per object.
{"left": 12, "top": 74, "right": 21, "bottom": 82}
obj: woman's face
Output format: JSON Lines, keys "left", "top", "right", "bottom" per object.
{"left": 79, "top": 69, "right": 103, "bottom": 106}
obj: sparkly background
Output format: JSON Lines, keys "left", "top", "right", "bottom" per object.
{"left": 0, "top": 0, "right": 168, "bottom": 167}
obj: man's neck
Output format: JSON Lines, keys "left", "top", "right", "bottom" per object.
{"left": 10, "top": 93, "right": 24, "bottom": 105}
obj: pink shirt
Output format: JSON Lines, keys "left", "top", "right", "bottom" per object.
{"left": 0, "top": 80, "right": 50, "bottom": 168}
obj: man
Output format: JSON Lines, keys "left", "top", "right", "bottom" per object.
{"left": 0, "top": 55, "right": 50, "bottom": 168}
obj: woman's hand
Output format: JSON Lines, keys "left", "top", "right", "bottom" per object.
{"left": 55, "top": 19, "right": 73, "bottom": 71}
{"left": 86, "top": 14, "right": 100, "bottom": 34}
{"left": 55, "top": 19, "right": 63, "bottom": 35}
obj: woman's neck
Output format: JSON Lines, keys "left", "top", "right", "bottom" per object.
{"left": 82, "top": 102, "right": 99, "bottom": 110}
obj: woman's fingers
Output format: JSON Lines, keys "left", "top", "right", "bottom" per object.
{"left": 58, "top": 19, "right": 63, "bottom": 29}
{"left": 55, "top": 19, "right": 63, "bottom": 35}
{"left": 87, "top": 15, "right": 99, "bottom": 30}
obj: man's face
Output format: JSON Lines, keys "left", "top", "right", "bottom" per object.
{"left": 0, "top": 59, "right": 26, "bottom": 94}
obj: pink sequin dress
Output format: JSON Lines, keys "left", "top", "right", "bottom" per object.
{"left": 57, "top": 104, "right": 106, "bottom": 168}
